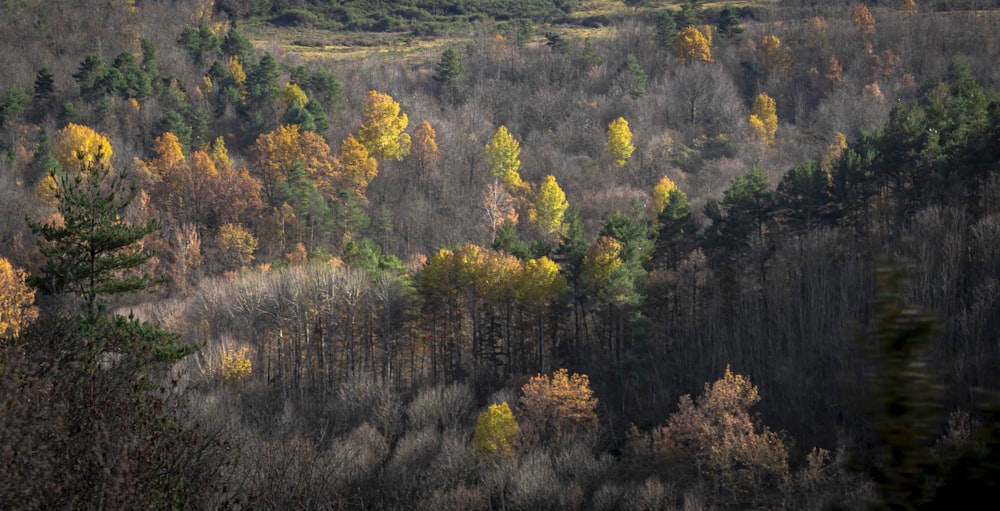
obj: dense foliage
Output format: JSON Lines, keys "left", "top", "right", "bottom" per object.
{"left": 3, "top": 0, "right": 1000, "bottom": 508}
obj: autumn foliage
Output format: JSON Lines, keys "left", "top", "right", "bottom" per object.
{"left": 673, "top": 25, "right": 713, "bottom": 64}
{"left": 0, "top": 257, "right": 35, "bottom": 342}
{"left": 357, "top": 90, "right": 411, "bottom": 161}
{"left": 472, "top": 402, "right": 519, "bottom": 458}
{"left": 606, "top": 116, "right": 634, "bottom": 167}
{"left": 518, "top": 368, "right": 599, "bottom": 445}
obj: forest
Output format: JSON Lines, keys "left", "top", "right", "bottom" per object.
{"left": 2, "top": 0, "right": 1000, "bottom": 508}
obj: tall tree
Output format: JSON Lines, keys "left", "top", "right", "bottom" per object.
{"left": 357, "top": 90, "right": 411, "bottom": 161}
{"left": 673, "top": 25, "right": 713, "bottom": 64}
{"left": 530, "top": 175, "right": 569, "bottom": 243}
{"left": 28, "top": 161, "right": 160, "bottom": 318}
{"left": 748, "top": 92, "right": 778, "bottom": 147}
{"left": 607, "top": 116, "right": 635, "bottom": 167}
{"left": 0, "top": 257, "right": 35, "bottom": 343}
{"left": 411, "top": 119, "right": 440, "bottom": 179}
{"left": 434, "top": 45, "right": 464, "bottom": 103}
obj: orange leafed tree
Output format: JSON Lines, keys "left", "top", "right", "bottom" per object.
{"left": 758, "top": 35, "right": 792, "bottom": 79}
{"left": 253, "top": 124, "right": 335, "bottom": 203}
{"left": 0, "top": 256, "right": 36, "bottom": 343}
{"left": 519, "top": 368, "right": 599, "bottom": 445}
{"left": 357, "top": 90, "right": 411, "bottom": 161}
{"left": 852, "top": 4, "right": 875, "bottom": 35}
{"left": 673, "top": 25, "right": 713, "bottom": 64}
{"left": 411, "top": 119, "right": 439, "bottom": 178}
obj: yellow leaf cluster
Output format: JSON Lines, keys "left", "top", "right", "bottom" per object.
{"left": 54, "top": 123, "right": 113, "bottom": 173}
{"left": 0, "top": 257, "right": 36, "bottom": 343}
{"left": 606, "top": 116, "right": 635, "bottom": 167}
{"left": 748, "top": 93, "right": 778, "bottom": 146}
{"left": 673, "top": 26, "right": 713, "bottom": 65}
{"left": 519, "top": 368, "right": 599, "bottom": 443}
{"left": 652, "top": 175, "right": 679, "bottom": 215}
{"left": 357, "top": 90, "right": 411, "bottom": 161}
{"left": 473, "top": 402, "right": 520, "bottom": 458}
{"left": 218, "top": 223, "right": 257, "bottom": 269}
{"left": 331, "top": 134, "right": 379, "bottom": 202}
{"left": 582, "top": 236, "right": 622, "bottom": 291}
{"left": 529, "top": 175, "right": 569, "bottom": 241}
{"left": 281, "top": 82, "right": 309, "bottom": 109}
{"left": 517, "top": 257, "right": 567, "bottom": 309}
{"left": 221, "top": 345, "right": 252, "bottom": 381}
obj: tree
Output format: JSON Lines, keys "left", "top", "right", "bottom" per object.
{"left": 757, "top": 35, "right": 792, "bottom": 81}
{"left": 473, "top": 402, "right": 520, "bottom": 458}
{"left": 581, "top": 236, "right": 622, "bottom": 293}
{"left": 357, "top": 90, "right": 411, "bottom": 161}
{"left": 655, "top": 12, "right": 678, "bottom": 49}
{"left": 330, "top": 134, "right": 379, "bottom": 202}
{"left": 717, "top": 4, "right": 743, "bottom": 38}
{"left": 218, "top": 223, "right": 257, "bottom": 270}
{"left": 412, "top": 119, "right": 439, "bottom": 178}
{"left": 623, "top": 54, "right": 648, "bottom": 98}
{"left": 518, "top": 368, "right": 599, "bottom": 445}
{"left": 748, "top": 92, "right": 778, "bottom": 147}
{"left": 28, "top": 161, "right": 160, "bottom": 318}
{"left": 253, "top": 124, "right": 336, "bottom": 204}
{"left": 607, "top": 116, "right": 635, "bottom": 167}
{"left": 530, "top": 175, "right": 569, "bottom": 242}
{"left": 660, "top": 366, "right": 789, "bottom": 507}
{"left": 246, "top": 52, "right": 280, "bottom": 107}
{"left": 486, "top": 125, "right": 530, "bottom": 198}
{"left": 280, "top": 82, "right": 308, "bottom": 110}
{"left": 0, "top": 257, "right": 35, "bottom": 343}
{"left": 33, "top": 67, "right": 56, "bottom": 112}
{"left": 673, "top": 25, "right": 713, "bottom": 64}
{"left": 434, "top": 45, "right": 464, "bottom": 103}
{"left": 53, "top": 123, "right": 113, "bottom": 173}
{"left": 852, "top": 4, "right": 875, "bottom": 36}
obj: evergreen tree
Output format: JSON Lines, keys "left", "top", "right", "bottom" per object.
{"left": 717, "top": 4, "right": 744, "bottom": 38}
{"left": 656, "top": 11, "right": 678, "bottom": 50}
{"left": 434, "top": 45, "right": 464, "bottom": 104}
{"left": 27, "top": 161, "right": 161, "bottom": 318}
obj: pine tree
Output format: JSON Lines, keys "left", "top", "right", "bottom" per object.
{"left": 434, "top": 45, "right": 464, "bottom": 103}
{"left": 28, "top": 161, "right": 161, "bottom": 318}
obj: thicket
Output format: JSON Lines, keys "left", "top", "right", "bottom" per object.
{"left": 3, "top": 0, "right": 1000, "bottom": 508}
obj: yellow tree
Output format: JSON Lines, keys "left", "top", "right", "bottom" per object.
{"left": 280, "top": 82, "right": 308, "bottom": 109}
{"left": 529, "top": 175, "right": 569, "bottom": 243}
{"left": 473, "top": 402, "right": 520, "bottom": 458}
{"left": 486, "top": 125, "right": 530, "bottom": 198}
{"left": 748, "top": 92, "right": 778, "bottom": 147}
{"left": 673, "top": 25, "right": 712, "bottom": 64}
{"left": 758, "top": 35, "right": 792, "bottom": 79}
{"left": 581, "top": 236, "right": 622, "bottom": 292}
{"left": 228, "top": 56, "right": 247, "bottom": 98}
{"left": 0, "top": 257, "right": 36, "bottom": 343}
{"left": 330, "top": 134, "right": 379, "bottom": 202}
{"left": 54, "top": 123, "right": 113, "bottom": 172}
{"left": 651, "top": 175, "right": 678, "bottom": 216}
{"left": 411, "top": 119, "right": 439, "bottom": 178}
{"left": 357, "top": 90, "right": 411, "bottom": 161}
{"left": 820, "top": 132, "right": 848, "bottom": 173}
{"left": 218, "top": 223, "right": 257, "bottom": 270}
{"left": 606, "top": 116, "right": 635, "bottom": 167}
{"left": 519, "top": 368, "right": 599, "bottom": 445}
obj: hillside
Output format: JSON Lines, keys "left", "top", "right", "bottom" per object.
{"left": 2, "top": 0, "right": 1000, "bottom": 508}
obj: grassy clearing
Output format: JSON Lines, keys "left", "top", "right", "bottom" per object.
{"left": 245, "top": 0, "right": 776, "bottom": 65}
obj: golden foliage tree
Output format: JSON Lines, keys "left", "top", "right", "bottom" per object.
{"left": 221, "top": 345, "right": 252, "bottom": 381}
{"left": 280, "top": 82, "right": 308, "bottom": 109}
{"left": 519, "top": 368, "right": 599, "bottom": 445}
{"left": 54, "top": 123, "right": 113, "bottom": 172}
{"left": 228, "top": 56, "right": 247, "bottom": 98}
{"left": 330, "top": 134, "right": 379, "bottom": 202}
{"left": 581, "top": 236, "right": 622, "bottom": 292}
{"left": 652, "top": 175, "right": 679, "bottom": 216}
{"left": 660, "top": 365, "right": 789, "bottom": 507}
{"left": 357, "top": 90, "right": 411, "bottom": 161}
{"left": 0, "top": 257, "right": 35, "bottom": 343}
{"left": 748, "top": 92, "right": 778, "bottom": 147}
{"left": 529, "top": 175, "right": 569, "bottom": 242}
{"left": 218, "top": 223, "right": 257, "bottom": 270}
{"left": 606, "top": 116, "right": 635, "bottom": 167}
{"left": 758, "top": 35, "right": 793, "bottom": 79}
{"left": 852, "top": 3, "right": 876, "bottom": 35}
{"left": 411, "top": 119, "right": 439, "bottom": 178}
{"left": 516, "top": 256, "right": 566, "bottom": 311}
{"left": 673, "top": 25, "right": 713, "bottom": 64}
{"left": 253, "top": 124, "right": 335, "bottom": 203}
{"left": 472, "top": 402, "right": 520, "bottom": 458}
{"left": 820, "top": 132, "right": 848, "bottom": 173}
